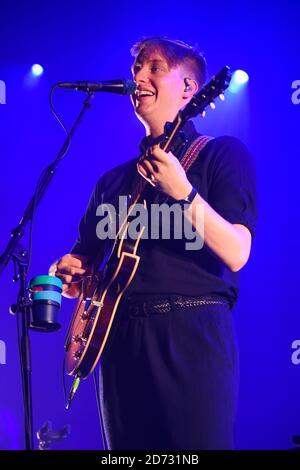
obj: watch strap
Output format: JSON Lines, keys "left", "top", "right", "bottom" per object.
{"left": 183, "top": 186, "right": 198, "bottom": 204}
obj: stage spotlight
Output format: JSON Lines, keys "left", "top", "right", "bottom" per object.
{"left": 229, "top": 69, "right": 249, "bottom": 93}
{"left": 31, "top": 64, "right": 44, "bottom": 77}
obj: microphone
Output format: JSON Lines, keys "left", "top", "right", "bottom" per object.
{"left": 57, "top": 78, "right": 136, "bottom": 95}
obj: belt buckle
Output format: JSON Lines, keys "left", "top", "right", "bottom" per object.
{"left": 174, "top": 295, "right": 185, "bottom": 308}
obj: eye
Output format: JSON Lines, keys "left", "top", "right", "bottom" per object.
{"left": 132, "top": 64, "right": 141, "bottom": 75}
{"left": 150, "top": 66, "right": 161, "bottom": 72}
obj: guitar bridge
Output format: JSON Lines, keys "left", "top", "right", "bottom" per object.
{"left": 91, "top": 300, "right": 104, "bottom": 308}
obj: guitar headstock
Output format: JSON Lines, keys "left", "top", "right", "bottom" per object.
{"left": 181, "top": 65, "right": 232, "bottom": 120}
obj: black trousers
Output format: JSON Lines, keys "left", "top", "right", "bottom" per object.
{"left": 99, "top": 295, "right": 239, "bottom": 450}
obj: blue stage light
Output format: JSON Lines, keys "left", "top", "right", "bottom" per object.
{"left": 31, "top": 64, "right": 44, "bottom": 77}
{"left": 229, "top": 69, "right": 249, "bottom": 93}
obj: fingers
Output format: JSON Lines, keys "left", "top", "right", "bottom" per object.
{"left": 53, "top": 253, "right": 92, "bottom": 286}
{"left": 60, "top": 253, "right": 89, "bottom": 268}
{"left": 150, "top": 145, "right": 170, "bottom": 162}
{"left": 137, "top": 163, "right": 148, "bottom": 178}
{"left": 57, "top": 254, "right": 90, "bottom": 271}
{"left": 49, "top": 253, "right": 90, "bottom": 298}
{"left": 137, "top": 146, "right": 177, "bottom": 191}
{"left": 58, "top": 265, "right": 87, "bottom": 276}
{"left": 59, "top": 273, "right": 74, "bottom": 285}
{"left": 137, "top": 148, "right": 167, "bottom": 188}
{"left": 62, "top": 282, "right": 82, "bottom": 298}
{"left": 58, "top": 272, "right": 85, "bottom": 286}
{"left": 138, "top": 158, "right": 156, "bottom": 177}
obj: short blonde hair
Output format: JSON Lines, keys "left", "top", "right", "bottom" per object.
{"left": 131, "top": 36, "right": 207, "bottom": 87}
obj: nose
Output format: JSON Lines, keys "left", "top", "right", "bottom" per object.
{"left": 133, "top": 66, "right": 149, "bottom": 85}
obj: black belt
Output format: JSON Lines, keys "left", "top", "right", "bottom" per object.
{"left": 121, "top": 294, "right": 230, "bottom": 317}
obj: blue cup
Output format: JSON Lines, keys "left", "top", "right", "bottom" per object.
{"left": 29, "top": 275, "right": 63, "bottom": 332}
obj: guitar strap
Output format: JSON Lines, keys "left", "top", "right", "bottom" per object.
{"left": 180, "top": 134, "right": 214, "bottom": 173}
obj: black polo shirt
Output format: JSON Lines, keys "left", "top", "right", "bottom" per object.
{"left": 71, "top": 121, "right": 257, "bottom": 307}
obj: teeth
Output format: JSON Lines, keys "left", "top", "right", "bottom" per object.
{"left": 136, "top": 90, "right": 155, "bottom": 97}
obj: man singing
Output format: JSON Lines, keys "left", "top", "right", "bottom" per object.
{"left": 50, "top": 36, "right": 257, "bottom": 449}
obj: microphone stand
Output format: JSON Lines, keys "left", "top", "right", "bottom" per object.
{"left": 0, "top": 92, "right": 94, "bottom": 450}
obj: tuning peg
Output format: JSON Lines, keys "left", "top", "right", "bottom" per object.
{"left": 210, "top": 102, "right": 216, "bottom": 110}
{"left": 219, "top": 93, "right": 225, "bottom": 101}
{"left": 201, "top": 110, "right": 206, "bottom": 118}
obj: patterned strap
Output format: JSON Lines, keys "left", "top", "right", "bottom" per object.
{"left": 180, "top": 135, "right": 214, "bottom": 173}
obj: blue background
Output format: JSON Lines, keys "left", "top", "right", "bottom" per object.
{"left": 1, "top": 0, "right": 300, "bottom": 450}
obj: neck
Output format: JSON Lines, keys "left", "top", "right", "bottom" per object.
{"left": 141, "top": 107, "right": 185, "bottom": 138}
{"left": 145, "top": 123, "right": 164, "bottom": 138}
{"left": 143, "top": 113, "right": 177, "bottom": 138}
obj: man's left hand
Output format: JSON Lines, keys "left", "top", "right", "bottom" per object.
{"left": 137, "top": 145, "right": 192, "bottom": 200}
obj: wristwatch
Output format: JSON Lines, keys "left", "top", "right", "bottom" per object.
{"left": 175, "top": 186, "right": 198, "bottom": 207}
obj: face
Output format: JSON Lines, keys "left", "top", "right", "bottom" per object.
{"left": 131, "top": 50, "right": 188, "bottom": 134}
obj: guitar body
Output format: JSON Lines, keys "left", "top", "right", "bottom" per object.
{"left": 65, "top": 223, "right": 144, "bottom": 379}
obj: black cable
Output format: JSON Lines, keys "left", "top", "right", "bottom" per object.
{"left": 15, "top": 298, "right": 31, "bottom": 441}
{"left": 49, "top": 85, "right": 71, "bottom": 163}
{"left": 93, "top": 369, "right": 108, "bottom": 450}
{"left": 27, "top": 84, "right": 71, "bottom": 275}
{"left": 27, "top": 167, "right": 46, "bottom": 272}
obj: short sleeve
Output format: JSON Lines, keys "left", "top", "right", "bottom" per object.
{"left": 207, "top": 136, "right": 257, "bottom": 238}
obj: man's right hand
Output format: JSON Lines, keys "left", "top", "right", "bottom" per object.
{"left": 49, "top": 253, "right": 92, "bottom": 298}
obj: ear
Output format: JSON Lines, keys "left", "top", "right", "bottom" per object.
{"left": 183, "top": 77, "right": 199, "bottom": 100}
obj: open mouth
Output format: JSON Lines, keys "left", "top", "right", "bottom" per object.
{"left": 135, "top": 89, "right": 156, "bottom": 100}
